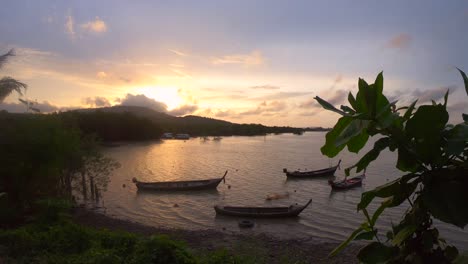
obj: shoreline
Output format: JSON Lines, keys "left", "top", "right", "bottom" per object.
{"left": 73, "top": 207, "right": 359, "bottom": 264}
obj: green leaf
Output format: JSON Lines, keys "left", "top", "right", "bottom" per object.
{"left": 392, "top": 225, "right": 417, "bottom": 246}
{"left": 403, "top": 100, "right": 418, "bottom": 120}
{"left": 348, "top": 92, "right": 358, "bottom": 110}
{"left": 347, "top": 130, "right": 369, "bottom": 153}
{"left": 355, "top": 230, "right": 377, "bottom": 241}
{"left": 314, "top": 96, "right": 346, "bottom": 115}
{"left": 396, "top": 147, "right": 420, "bottom": 172}
{"left": 357, "top": 242, "right": 397, "bottom": 264}
{"left": 321, "top": 116, "right": 353, "bottom": 157}
{"left": 370, "top": 198, "right": 392, "bottom": 226}
{"left": 457, "top": 68, "right": 468, "bottom": 96}
{"left": 445, "top": 245, "right": 459, "bottom": 261}
{"left": 345, "top": 137, "right": 390, "bottom": 176}
{"left": 356, "top": 78, "right": 371, "bottom": 113}
{"left": 358, "top": 173, "right": 418, "bottom": 211}
{"left": 340, "top": 105, "right": 355, "bottom": 114}
{"left": 329, "top": 227, "right": 364, "bottom": 257}
{"left": 336, "top": 119, "right": 369, "bottom": 147}
{"left": 444, "top": 123, "right": 468, "bottom": 156}
{"left": 422, "top": 169, "right": 468, "bottom": 228}
{"left": 406, "top": 105, "right": 449, "bottom": 164}
{"left": 443, "top": 89, "right": 449, "bottom": 107}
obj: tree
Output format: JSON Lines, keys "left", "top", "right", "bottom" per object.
{"left": 315, "top": 70, "right": 468, "bottom": 263}
{"left": 0, "top": 49, "right": 27, "bottom": 102}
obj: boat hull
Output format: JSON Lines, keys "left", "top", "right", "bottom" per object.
{"left": 214, "top": 199, "right": 312, "bottom": 218}
{"left": 134, "top": 171, "right": 227, "bottom": 191}
{"left": 330, "top": 175, "right": 364, "bottom": 190}
{"left": 283, "top": 160, "right": 341, "bottom": 178}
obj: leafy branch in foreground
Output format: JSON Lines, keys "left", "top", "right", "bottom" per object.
{"left": 315, "top": 70, "right": 468, "bottom": 263}
{"left": 0, "top": 49, "right": 27, "bottom": 102}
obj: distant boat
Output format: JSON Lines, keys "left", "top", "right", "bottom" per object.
{"left": 283, "top": 160, "right": 341, "bottom": 178}
{"left": 175, "top": 133, "right": 190, "bottom": 139}
{"left": 161, "top": 133, "right": 174, "bottom": 139}
{"left": 133, "top": 171, "right": 228, "bottom": 191}
{"left": 214, "top": 199, "right": 312, "bottom": 218}
{"left": 329, "top": 173, "right": 365, "bottom": 190}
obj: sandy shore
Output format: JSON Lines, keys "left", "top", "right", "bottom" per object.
{"left": 73, "top": 207, "right": 359, "bottom": 264}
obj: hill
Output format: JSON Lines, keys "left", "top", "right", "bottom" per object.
{"left": 71, "top": 106, "right": 305, "bottom": 137}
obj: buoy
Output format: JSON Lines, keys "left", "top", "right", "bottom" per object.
{"left": 228, "top": 185, "right": 231, "bottom": 189}
{"left": 122, "top": 184, "right": 126, "bottom": 188}
{"left": 173, "top": 203, "right": 179, "bottom": 207}
{"left": 238, "top": 220, "right": 254, "bottom": 228}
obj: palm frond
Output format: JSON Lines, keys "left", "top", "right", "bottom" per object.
{"left": 0, "top": 76, "right": 28, "bottom": 102}
{"left": 0, "top": 49, "right": 15, "bottom": 70}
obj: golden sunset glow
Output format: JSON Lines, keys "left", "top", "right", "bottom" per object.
{"left": 135, "top": 86, "right": 183, "bottom": 110}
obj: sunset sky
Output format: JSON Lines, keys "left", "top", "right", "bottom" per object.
{"left": 1, "top": 0, "right": 467, "bottom": 127}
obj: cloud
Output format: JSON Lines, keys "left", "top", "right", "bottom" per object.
{"left": 168, "top": 104, "right": 198, "bottom": 116}
{"left": 240, "top": 100, "right": 287, "bottom": 116}
{"left": 119, "top": 77, "right": 132, "bottom": 83}
{"left": 448, "top": 101, "right": 467, "bottom": 113}
{"left": 65, "top": 14, "right": 75, "bottom": 39}
{"left": 213, "top": 109, "right": 236, "bottom": 118}
{"left": 119, "top": 93, "right": 167, "bottom": 112}
{"left": 411, "top": 85, "right": 457, "bottom": 103}
{"left": 0, "top": 100, "right": 61, "bottom": 113}
{"left": 83, "top": 96, "right": 111, "bottom": 107}
{"left": 386, "top": 33, "right": 412, "bottom": 49}
{"left": 81, "top": 17, "right": 107, "bottom": 33}
{"left": 96, "top": 71, "right": 107, "bottom": 78}
{"left": 250, "top": 85, "right": 280, "bottom": 90}
{"left": 211, "top": 50, "right": 264, "bottom": 66}
{"left": 252, "top": 91, "right": 313, "bottom": 101}
{"left": 334, "top": 75, "right": 343, "bottom": 83}
{"left": 168, "top": 49, "right": 187, "bottom": 56}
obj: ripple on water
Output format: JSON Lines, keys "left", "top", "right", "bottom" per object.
{"left": 102, "top": 133, "right": 468, "bottom": 250}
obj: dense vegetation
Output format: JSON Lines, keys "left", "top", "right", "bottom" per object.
{"left": 0, "top": 200, "right": 257, "bottom": 264}
{"left": 315, "top": 70, "right": 468, "bottom": 263}
{"left": 73, "top": 106, "right": 308, "bottom": 138}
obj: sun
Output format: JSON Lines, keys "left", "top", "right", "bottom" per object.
{"left": 136, "top": 86, "right": 183, "bottom": 110}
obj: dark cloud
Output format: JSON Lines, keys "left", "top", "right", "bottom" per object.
{"left": 168, "top": 104, "right": 198, "bottom": 116}
{"left": 119, "top": 93, "right": 167, "bottom": 112}
{"left": 0, "top": 100, "right": 61, "bottom": 113}
{"left": 83, "top": 96, "right": 111, "bottom": 107}
{"left": 250, "top": 85, "right": 280, "bottom": 90}
{"left": 386, "top": 33, "right": 412, "bottom": 49}
{"left": 411, "top": 85, "right": 457, "bottom": 103}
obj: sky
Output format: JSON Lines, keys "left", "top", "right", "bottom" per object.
{"left": 0, "top": 0, "right": 467, "bottom": 127}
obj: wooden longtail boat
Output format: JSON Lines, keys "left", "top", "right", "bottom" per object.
{"left": 329, "top": 174, "right": 365, "bottom": 190}
{"left": 214, "top": 199, "right": 312, "bottom": 218}
{"left": 283, "top": 160, "right": 341, "bottom": 178}
{"left": 133, "top": 171, "right": 227, "bottom": 191}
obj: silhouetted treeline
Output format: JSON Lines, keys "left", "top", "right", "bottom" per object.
{"left": 72, "top": 106, "right": 308, "bottom": 138}
{"left": 62, "top": 110, "right": 163, "bottom": 142}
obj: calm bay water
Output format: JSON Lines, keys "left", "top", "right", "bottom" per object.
{"left": 101, "top": 133, "right": 468, "bottom": 249}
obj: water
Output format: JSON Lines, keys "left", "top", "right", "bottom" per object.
{"left": 101, "top": 133, "right": 468, "bottom": 250}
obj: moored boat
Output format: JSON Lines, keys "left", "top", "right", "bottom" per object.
{"left": 214, "top": 199, "right": 312, "bottom": 218}
{"left": 329, "top": 173, "right": 365, "bottom": 190}
{"left": 283, "top": 160, "right": 341, "bottom": 178}
{"left": 133, "top": 171, "right": 227, "bottom": 191}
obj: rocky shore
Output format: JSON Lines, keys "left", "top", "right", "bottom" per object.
{"left": 73, "top": 207, "right": 359, "bottom": 264}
